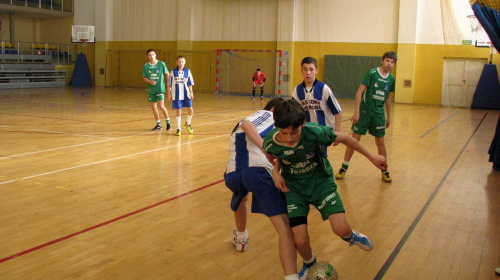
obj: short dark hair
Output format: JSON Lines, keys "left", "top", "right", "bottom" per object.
{"left": 383, "top": 51, "right": 397, "bottom": 63}
{"left": 273, "top": 99, "right": 306, "bottom": 129}
{"left": 146, "top": 49, "right": 155, "bottom": 55}
{"left": 177, "top": 55, "right": 185, "bottom": 60}
{"left": 256, "top": 68, "right": 261, "bottom": 71}
{"left": 301, "top": 57, "right": 318, "bottom": 68}
{"left": 264, "top": 97, "right": 284, "bottom": 111}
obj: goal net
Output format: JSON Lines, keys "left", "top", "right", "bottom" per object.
{"left": 216, "top": 49, "right": 289, "bottom": 97}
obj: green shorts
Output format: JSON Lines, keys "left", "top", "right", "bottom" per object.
{"left": 285, "top": 176, "right": 345, "bottom": 221}
{"left": 352, "top": 114, "right": 386, "bottom": 137}
{"left": 148, "top": 93, "right": 165, "bottom": 102}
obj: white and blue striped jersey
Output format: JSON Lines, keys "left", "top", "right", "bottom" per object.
{"left": 168, "top": 68, "right": 194, "bottom": 101}
{"left": 292, "top": 80, "right": 342, "bottom": 130}
{"left": 226, "top": 110, "right": 275, "bottom": 173}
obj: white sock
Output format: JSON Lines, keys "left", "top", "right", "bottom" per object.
{"left": 342, "top": 161, "right": 349, "bottom": 166}
{"left": 236, "top": 229, "right": 248, "bottom": 240}
{"left": 304, "top": 253, "right": 315, "bottom": 264}
{"left": 187, "top": 114, "right": 193, "bottom": 124}
{"left": 284, "top": 274, "right": 299, "bottom": 280}
{"left": 176, "top": 116, "right": 181, "bottom": 130}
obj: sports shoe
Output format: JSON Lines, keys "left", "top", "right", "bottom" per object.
{"left": 185, "top": 122, "right": 193, "bottom": 134}
{"left": 260, "top": 95, "right": 264, "bottom": 99}
{"left": 232, "top": 230, "right": 249, "bottom": 252}
{"left": 175, "top": 129, "right": 181, "bottom": 136}
{"left": 251, "top": 96, "right": 255, "bottom": 100}
{"left": 382, "top": 170, "right": 392, "bottom": 183}
{"left": 166, "top": 122, "right": 172, "bottom": 131}
{"left": 298, "top": 257, "right": 317, "bottom": 280}
{"left": 151, "top": 124, "right": 162, "bottom": 131}
{"left": 335, "top": 167, "right": 347, "bottom": 180}
{"left": 495, "top": 267, "right": 500, "bottom": 275}
{"left": 349, "top": 231, "right": 374, "bottom": 251}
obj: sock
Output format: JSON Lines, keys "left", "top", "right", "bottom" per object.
{"left": 303, "top": 254, "right": 316, "bottom": 267}
{"left": 342, "top": 231, "right": 354, "bottom": 243}
{"left": 260, "top": 88, "right": 264, "bottom": 96}
{"left": 342, "top": 161, "right": 349, "bottom": 169}
{"left": 166, "top": 118, "right": 170, "bottom": 123}
{"left": 236, "top": 229, "right": 248, "bottom": 240}
{"left": 284, "top": 274, "right": 299, "bottom": 280}
{"left": 186, "top": 114, "right": 193, "bottom": 124}
{"left": 176, "top": 116, "right": 181, "bottom": 130}
{"left": 252, "top": 88, "right": 256, "bottom": 97}
{"left": 156, "top": 120, "right": 161, "bottom": 125}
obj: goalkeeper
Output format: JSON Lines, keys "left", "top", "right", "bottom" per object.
{"left": 252, "top": 68, "right": 266, "bottom": 100}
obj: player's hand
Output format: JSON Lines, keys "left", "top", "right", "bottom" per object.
{"left": 351, "top": 112, "right": 360, "bottom": 124}
{"left": 333, "top": 131, "right": 341, "bottom": 146}
{"left": 150, "top": 80, "right": 156, "bottom": 86}
{"left": 265, "top": 152, "right": 276, "bottom": 165}
{"left": 386, "top": 118, "right": 391, "bottom": 128}
{"left": 189, "top": 93, "right": 194, "bottom": 100}
{"left": 272, "top": 172, "right": 289, "bottom": 192}
{"left": 371, "top": 155, "right": 387, "bottom": 170}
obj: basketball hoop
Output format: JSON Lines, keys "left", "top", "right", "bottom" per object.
{"left": 79, "top": 39, "right": 89, "bottom": 43}
{"left": 467, "top": 15, "right": 482, "bottom": 33}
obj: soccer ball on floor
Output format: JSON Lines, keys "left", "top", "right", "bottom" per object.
{"left": 306, "top": 262, "right": 338, "bottom": 280}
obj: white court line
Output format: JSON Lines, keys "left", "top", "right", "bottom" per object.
{"left": 0, "top": 125, "right": 114, "bottom": 139}
{"left": 0, "top": 118, "right": 243, "bottom": 160}
{"left": 0, "top": 134, "right": 229, "bottom": 185}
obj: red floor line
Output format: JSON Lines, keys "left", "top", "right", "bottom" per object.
{"left": 0, "top": 179, "right": 224, "bottom": 264}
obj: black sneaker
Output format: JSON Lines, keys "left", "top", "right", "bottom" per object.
{"left": 166, "top": 122, "right": 172, "bottom": 131}
{"left": 152, "top": 124, "right": 162, "bottom": 131}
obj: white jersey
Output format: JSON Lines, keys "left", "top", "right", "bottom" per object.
{"left": 168, "top": 68, "right": 194, "bottom": 101}
{"left": 292, "top": 79, "right": 341, "bottom": 130}
{"left": 226, "top": 110, "right": 275, "bottom": 173}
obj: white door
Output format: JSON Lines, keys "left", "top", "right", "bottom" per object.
{"left": 442, "top": 58, "right": 486, "bottom": 107}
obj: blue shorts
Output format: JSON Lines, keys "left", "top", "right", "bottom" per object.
{"left": 224, "top": 167, "right": 287, "bottom": 217}
{"left": 173, "top": 99, "right": 192, "bottom": 109}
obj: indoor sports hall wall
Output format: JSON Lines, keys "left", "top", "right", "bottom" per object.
{"left": 77, "top": 0, "right": 498, "bottom": 105}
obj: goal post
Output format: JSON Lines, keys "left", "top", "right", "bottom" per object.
{"left": 215, "top": 49, "right": 289, "bottom": 97}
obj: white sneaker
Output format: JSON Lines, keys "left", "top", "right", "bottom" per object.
{"left": 232, "top": 230, "right": 249, "bottom": 252}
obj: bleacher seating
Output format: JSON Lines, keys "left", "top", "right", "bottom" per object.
{"left": 0, "top": 41, "right": 68, "bottom": 89}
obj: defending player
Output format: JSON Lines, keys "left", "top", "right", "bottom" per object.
{"left": 335, "top": 51, "right": 397, "bottom": 183}
{"left": 167, "top": 55, "right": 194, "bottom": 136}
{"left": 292, "top": 57, "right": 342, "bottom": 154}
{"left": 224, "top": 97, "right": 299, "bottom": 280}
{"left": 263, "top": 99, "right": 386, "bottom": 279}
{"left": 142, "top": 49, "right": 171, "bottom": 131}
{"left": 252, "top": 68, "right": 266, "bottom": 100}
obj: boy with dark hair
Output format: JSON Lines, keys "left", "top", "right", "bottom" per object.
{"left": 336, "top": 51, "right": 397, "bottom": 183}
{"left": 252, "top": 68, "right": 266, "bottom": 100}
{"left": 225, "top": 97, "right": 299, "bottom": 280}
{"left": 142, "top": 49, "right": 171, "bottom": 131}
{"left": 291, "top": 57, "right": 342, "bottom": 142}
{"left": 263, "top": 99, "right": 387, "bottom": 279}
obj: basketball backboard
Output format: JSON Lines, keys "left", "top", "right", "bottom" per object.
{"left": 71, "top": 25, "right": 95, "bottom": 43}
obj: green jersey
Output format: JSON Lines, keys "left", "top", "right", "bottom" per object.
{"left": 142, "top": 60, "right": 168, "bottom": 94}
{"left": 360, "top": 67, "right": 395, "bottom": 116}
{"left": 263, "top": 122, "right": 337, "bottom": 196}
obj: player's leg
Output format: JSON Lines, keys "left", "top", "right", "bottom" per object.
{"left": 185, "top": 106, "right": 193, "bottom": 134}
{"left": 328, "top": 212, "right": 373, "bottom": 251}
{"left": 224, "top": 171, "right": 250, "bottom": 252}
{"left": 260, "top": 82, "right": 264, "bottom": 99}
{"left": 372, "top": 114, "right": 391, "bottom": 182}
{"left": 157, "top": 99, "right": 171, "bottom": 130}
{"left": 150, "top": 101, "right": 162, "bottom": 131}
{"left": 175, "top": 108, "right": 182, "bottom": 136}
{"left": 268, "top": 214, "right": 298, "bottom": 278}
{"left": 335, "top": 133, "right": 361, "bottom": 179}
{"left": 252, "top": 81, "right": 257, "bottom": 99}
{"left": 291, "top": 223, "right": 316, "bottom": 279}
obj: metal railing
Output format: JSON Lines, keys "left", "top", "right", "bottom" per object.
{"left": 0, "top": 0, "right": 73, "bottom": 12}
{"left": 1, "top": 41, "right": 75, "bottom": 64}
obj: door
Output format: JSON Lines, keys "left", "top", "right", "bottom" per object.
{"left": 442, "top": 58, "right": 486, "bottom": 107}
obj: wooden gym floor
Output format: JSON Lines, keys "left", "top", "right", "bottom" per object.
{"left": 0, "top": 87, "right": 499, "bottom": 280}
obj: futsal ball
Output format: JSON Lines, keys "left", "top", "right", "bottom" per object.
{"left": 305, "top": 262, "right": 338, "bottom": 280}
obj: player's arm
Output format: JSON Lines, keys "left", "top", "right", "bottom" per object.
{"left": 166, "top": 75, "right": 172, "bottom": 101}
{"left": 188, "top": 85, "right": 194, "bottom": 100}
{"left": 271, "top": 160, "right": 289, "bottom": 192}
{"left": 385, "top": 92, "right": 392, "bottom": 128}
{"left": 352, "top": 84, "right": 367, "bottom": 124}
{"left": 334, "top": 132, "right": 387, "bottom": 170}
{"left": 240, "top": 120, "right": 264, "bottom": 153}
